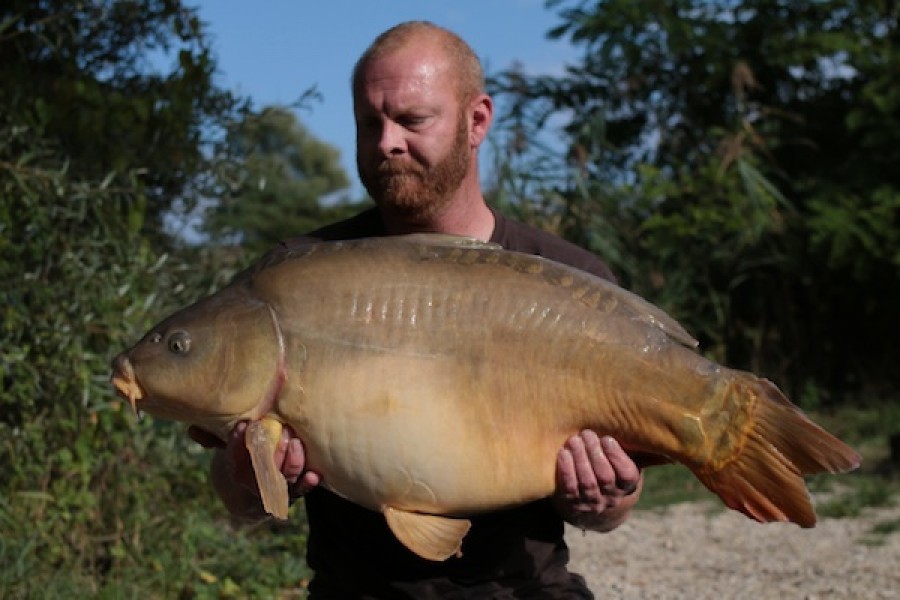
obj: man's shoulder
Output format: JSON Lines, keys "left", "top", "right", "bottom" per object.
{"left": 491, "top": 210, "right": 617, "bottom": 283}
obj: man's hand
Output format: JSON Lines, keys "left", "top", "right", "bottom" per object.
{"left": 553, "top": 430, "right": 643, "bottom": 532}
{"left": 188, "top": 423, "right": 321, "bottom": 520}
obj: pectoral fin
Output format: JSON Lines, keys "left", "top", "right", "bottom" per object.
{"left": 383, "top": 506, "right": 471, "bottom": 561}
{"left": 245, "top": 417, "right": 289, "bottom": 520}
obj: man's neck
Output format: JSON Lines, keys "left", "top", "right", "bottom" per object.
{"left": 381, "top": 191, "right": 495, "bottom": 242}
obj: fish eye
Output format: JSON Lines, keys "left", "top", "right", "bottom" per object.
{"left": 167, "top": 331, "right": 192, "bottom": 355}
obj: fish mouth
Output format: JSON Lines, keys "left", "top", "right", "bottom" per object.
{"left": 110, "top": 354, "right": 145, "bottom": 417}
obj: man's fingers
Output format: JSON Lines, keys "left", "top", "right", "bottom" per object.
{"left": 283, "top": 438, "right": 306, "bottom": 483}
{"left": 581, "top": 431, "right": 615, "bottom": 492}
{"left": 280, "top": 428, "right": 321, "bottom": 498}
{"left": 600, "top": 436, "right": 641, "bottom": 495}
{"left": 560, "top": 431, "right": 612, "bottom": 501}
{"left": 556, "top": 445, "right": 578, "bottom": 496}
{"left": 561, "top": 432, "right": 642, "bottom": 499}
{"left": 554, "top": 431, "right": 643, "bottom": 531}
{"left": 619, "top": 479, "right": 638, "bottom": 495}
{"left": 292, "top": 470, "right": 322, "bottom": 497}
{"left": 568, "top": 434, "right": 597, "bottom": 493}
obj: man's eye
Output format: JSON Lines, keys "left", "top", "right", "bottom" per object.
{"left": 401, "top": 115, "right": 428, "bottom": 128}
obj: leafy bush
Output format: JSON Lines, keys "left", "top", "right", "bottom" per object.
{"left": 0, "top": 123, "right": 311, "bottom": 597}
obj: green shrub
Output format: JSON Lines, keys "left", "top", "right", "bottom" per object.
{"left": 0, "top": 124, "right": 311, "bottom": 597}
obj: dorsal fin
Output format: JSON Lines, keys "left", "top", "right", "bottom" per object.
{"left": 383, "top": 506, "right": 471, "bottom": 561}
{"left": 613, "top": 285, "right": 699, "bottom": 348}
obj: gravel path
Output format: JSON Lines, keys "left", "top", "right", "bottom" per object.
{"left": 566, "top": 501, "right": 900, "bottom": 599}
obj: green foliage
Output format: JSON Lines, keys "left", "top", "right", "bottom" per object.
{"left": 0, "top": 117, "right": 313, "bottom": 599}
{"left": 0, "top": 0, "right": 247, "bottom": 239}
{"left": 491, "top": 0, "right": 900, "bottom": 397}
{"left": 204, "top": 105, "right": 358, "bottom": 254}
{"left": 0, "top": 3, "right": 315, "bottom": 596}
{"left": 814, "top": 476, "right": 897, "bottom": 519}
{"left": 637, "top": 465, "right": 715, "bottom": 511}
{"left": 807, "top": 186, "right": 900, "bottom": 275}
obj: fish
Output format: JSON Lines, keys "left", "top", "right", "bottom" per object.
{"left": 110, "top": 234, "right": 861, "bottom": 561}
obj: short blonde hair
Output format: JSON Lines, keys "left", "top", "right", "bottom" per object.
{"left": 352, "top": 21, "right": 485, "bottom": 102}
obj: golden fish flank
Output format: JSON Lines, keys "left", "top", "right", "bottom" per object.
{"left": 110, "top": 234, "right": 861, "bottom": 562}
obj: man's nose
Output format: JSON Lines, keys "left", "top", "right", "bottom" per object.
{"left": 377, "top": 120, "right": 406, "bottom": 157}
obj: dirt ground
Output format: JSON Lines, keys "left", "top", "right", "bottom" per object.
{"left": 566, "top": 501, "right": 900, "bottom": 599}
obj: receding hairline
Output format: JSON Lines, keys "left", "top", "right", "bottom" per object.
{"left": 351, "top": 21, "right": 485, "bottom": 102}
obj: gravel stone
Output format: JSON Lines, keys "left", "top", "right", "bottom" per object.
{"left": 567, "top": 501, "right": 900, "bottom": 599}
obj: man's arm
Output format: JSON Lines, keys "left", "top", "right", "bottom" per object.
{"left": 552, "top": 430, "right": 643, "bottom": 532}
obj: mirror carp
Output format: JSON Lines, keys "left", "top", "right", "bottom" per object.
{"left": 111, "top": 234, "right": 861, "bottom": 561}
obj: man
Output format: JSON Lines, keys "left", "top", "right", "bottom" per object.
{"left": 194, "top": 21, "right": 643, "bottom": 598}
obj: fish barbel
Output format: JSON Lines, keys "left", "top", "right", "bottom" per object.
{"left": 110, "top": 234, "right": 861, "bottom": 561}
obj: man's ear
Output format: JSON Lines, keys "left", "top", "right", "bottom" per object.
{"left": 469, "top": 93, "right": 494, "bottom": 147}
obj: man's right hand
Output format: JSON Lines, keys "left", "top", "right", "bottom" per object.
{"left": 188, "top": 423, "right": 321, "bottom": 519}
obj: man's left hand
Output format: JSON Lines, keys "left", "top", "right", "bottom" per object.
{"left": 553, "top": 430, "right": 643, "bottom": 532}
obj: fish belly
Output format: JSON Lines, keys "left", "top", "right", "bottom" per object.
{"left": 280, "top": 347, "right": 572, "bottom": 515}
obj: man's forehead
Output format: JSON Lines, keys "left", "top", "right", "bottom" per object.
{"left": 356, "top": 53, "right": 456, "bottom": 106}
{"left": 362, "top": 43, "right": 449, "bottom": 83}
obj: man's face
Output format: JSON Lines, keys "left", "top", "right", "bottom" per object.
{"left": 354, "top": 42, "right": 472, "bottom": 222}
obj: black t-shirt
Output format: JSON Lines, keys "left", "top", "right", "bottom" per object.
{"left": 278, "top": 207, "right": 615, "bottom": 599}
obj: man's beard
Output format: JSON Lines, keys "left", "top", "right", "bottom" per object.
{"left": 358, "top": 115, "right": 470, "bottom": 224}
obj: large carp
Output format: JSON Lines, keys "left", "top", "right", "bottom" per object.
{"left": 111, "top": 234, "right": 860, "bottom": 561}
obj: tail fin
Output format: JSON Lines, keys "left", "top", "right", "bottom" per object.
{"left": 694, "top": 377, "right": 861, "bottom": 527}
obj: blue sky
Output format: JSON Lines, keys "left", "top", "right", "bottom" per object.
{"left": 192, "top": 1, "right": 580, "bottom": 197}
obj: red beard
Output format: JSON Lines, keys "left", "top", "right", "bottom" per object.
{"left": 359, "top": 115, "right": 470, "bottom": 223}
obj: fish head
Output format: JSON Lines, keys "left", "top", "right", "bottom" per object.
{"left": 110, "top": 286, "right": 286, "bottom": 440}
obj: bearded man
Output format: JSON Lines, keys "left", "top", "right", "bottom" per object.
{"left": 194, "top": 21, "right": 643, "bottom": 599}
